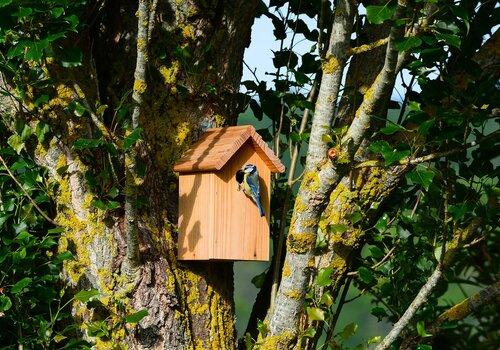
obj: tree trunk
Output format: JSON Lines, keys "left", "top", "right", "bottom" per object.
{"left": 25, "top": 1, "right": 259, "bottom": 348}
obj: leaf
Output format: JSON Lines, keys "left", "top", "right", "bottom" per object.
{"left": 257, "top": 319, "right": 269, "bottom": 337}
{"left": 434, "top": 245, "right": 442, "bottom": 262}
{"left": 73, "top": 138, "right": 101, "bottom": 150}
{"left": 35, "top": 122, "right": 50, "bottom": 142}
{"left": 366, "top": 5, "right": 396, "bottom": 25}
{"left": 60, "top": 47, "right": 83, "bottom": 67}
{"left": 303, "top": 326, "right": 316, "bottom": 338}
{"left": 341, "top": 322, "right": 358, "bottom": 341}
{"left": 407, "top": 165, "right": 435, "bottom": 190}
{"left": 306, "top": 307, "right": 325, "bottom": 321}
{"left": 0, "top": 0, "right": 12, "bottom": 7}
{"left": 316, "top": 267, "right": 333, "bottom": 287}
{"left": 395, "top": 37, "right": 423, "bottom": 51}
{"left": 358, "top": 267, "right": 374, "bottom": 284}
{"left": 73, "top": 102, "right": 86, "bottom": 117}
{"left": 417, "top": 345, "right": 432, "bottom": 350}
{"left": 329, "top": 223, "right": 348, "bottom": 234}
{"left": 375, "top": 214, "right": 388, "bottom": 233}
{"left": 448, "top": 203, "right": 470, "bottom": 221}
{"left": 7, "top": 134, "right": 24, "bottom": 154}
{"left": 108, "top": 187, "right": 120, "bottom": 198}
{"left": 320, "top": 291, "right": 333, "bottom": 307}
{"left": 51, "top": 7, "right": 64, "bottom": 18}
{"left": 14, "top": 7, "right": 33, "bottom": 18}
{"left": 0, "top": 295, "right": 12, "bottom": 311}
{"left": 125, "top": 309, "right": 148, "bottom": 323}
{"left": 380, "top": 123, "right": 405, "bottom": 135}
{"left": 251, "top": 271, "right": 266, "bottom": 289}
{"left": 54, "top": 251, "right": 74, "bottom": 264}
{"left": 435, "top": 33, "right": 461, "bottom": 48}
{"left": 74, "top": 289, "right": 100, "bottom": 303}
{"left": 123, "top": 128, "right": 142, "bottom": 151}
{"left": 369, "top": 246, "right": 384, "bottom": 259}
{"left": 417, "top": 320, "right": 433, "bottom": 337}
{"left": 347, "top": 211, "right": 362, "bottom": 224}
{"left": 25, "top": 40, "right": 49, "bottom": 61}
{"left": 272, "top": 50, "right": 298, "bottom": 69}
{"left": 368, "top": 335, "right": 382, "bottom": 344}
{"left": 11, "top": 277, "right": 32, "bottom": 294}
{"left": 371, "top": 307, "right": 387, "bottom": 321}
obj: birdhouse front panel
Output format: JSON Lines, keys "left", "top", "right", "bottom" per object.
{"left": 211, "top": 141, "right": 270, "bottom": 261}
{"left": 174, "top": 125, "right": 285, "bottom": 261}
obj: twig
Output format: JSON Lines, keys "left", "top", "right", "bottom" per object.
{"left": 0, "top": 154, "right": 57, "bottom": 226}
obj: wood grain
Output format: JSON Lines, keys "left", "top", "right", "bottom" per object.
{"left": 173, "top": 125, "right": 285, "bottom": 173}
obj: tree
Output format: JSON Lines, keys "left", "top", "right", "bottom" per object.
{"left": 0, "top": 0, "right": 498, "bottom": 349}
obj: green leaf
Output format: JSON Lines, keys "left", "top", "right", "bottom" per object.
{"left": 108, "top": 187, "right": 120, "bottom": 198}
{"left": 257, "top": 319, "right": 269, "bottom": 338}
{"left": 448, "top": 203, "right": 470, "bottom": 221}
{"left": 369, "top": 246, "right": 384, "bottom": 259}
{"left": 125, "top": 309, "right": 148, "bottom": 323}
{"left": 25, "top": 40, "right": 49, "bottom": 61}
{"left": 73, "top": 138, "right": 102, "bottom": 150}
{"left": 7, "top": 134, "right": 24, "bottom": 154}
{"left": 51, "top": 7, "right": 64, "bottom": 18}
{"left": 435, "top": 33, "right": 461, "bottom": 48}
{"left": 320, "top": 291, "right": 333, "bottom": 307}
{"left": 316, "top": 267, "right": 333, "bottom": 287}
{"left": 74, "top": 102, "right": 86, "bottom": 117}
{"left": 74, "top": 289, "right": 100, "bottom": 303}
{"left": 341, "top": 322, "right": 358, "bottom": 341}
{"left": 0, "top": 295, "right": 12, "bottom": 311}
{"left": 375, "top": 214, "right": 388, "bottom": 233}
{"left": 306, "top": 307, "right": 325, "bottom": 321}
{"left": 347, "top": 211, "right": 362, "bottom": 224}
{"left": 14, "top": 7, "right": 33, "bottom": 18}
{"left": 371, "top": 307, "right": 387, "bottom": 321}
{"left": 417, "top": 345, "right": 432, "bottom": 350}
{"left": 417, "top": 320, "right": 433, "bottom": 337}
{"left": 434, "top": 245, "right": 442, "bottom": 262}
{"left": 0, "top": 0, "right": 12, "bottom": 7}
{"left": 358, "top": 267, "right": 374, "bottom": 284}
{"left": 302, "top": 326, "right": 316, "bottom": 338}
{"left": 11, "top": 277, "right": 32, "bottom": 294}
{"left": 395, "top": 37, "right": 423, "bottom": 51}
{"left": 407, "top": 165, "right": 435, "bottom": 190}
{"left": 329, "top": 223, "right": 348, "bottom": 234}
{"left": 251, "top": 271, "right": 266, "bottom": 289}
{"left": 368, "top": 335, "right": 382, "bottom": 344}
{"left": 123, "top": 128, "right": 142, "bottom": 151}
{"left": 54, "top": 251, "right": 74, "bottom": 264}
{"left": 35, "top": 122, "right": 50, "bottom": 143}
{"left": 60, "top": 47, "right": 83, "bottom": 67}
{"left": 380, "top": 123, "right": 405, "bottom": 135}
{"left": 366, "top": 5, "right": 396, "bottom": 25}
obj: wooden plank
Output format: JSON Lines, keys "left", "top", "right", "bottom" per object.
{"left": 212, "top": 141, "right": 270, "bottom": 261}
{"left": 177, "top": 172, "right": 214, "bottom": 260}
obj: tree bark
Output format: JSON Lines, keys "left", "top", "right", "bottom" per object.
{"left": 18, "top": 1, "right": 259, "bottom": 348}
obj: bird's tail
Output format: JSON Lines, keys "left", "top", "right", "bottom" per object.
{"left": 255, "top": 196, "right": 265, "bottom": 217}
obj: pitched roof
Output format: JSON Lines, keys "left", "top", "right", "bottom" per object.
{"left": 173, "top": 125, "right": 285, "bottom": 173}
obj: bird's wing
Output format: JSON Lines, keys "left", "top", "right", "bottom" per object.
{"left": 247, "top": 175, "right": 261, "bottom": 198}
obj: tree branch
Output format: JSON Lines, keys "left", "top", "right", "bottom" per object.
{"left": 123, "top": 0, "right": 151, "bottom": 277}
{"left": 375, "top": 219, "right": 482, "bottom": 350}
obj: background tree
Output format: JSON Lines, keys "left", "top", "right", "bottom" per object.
{"left": 0, "top": 0, "right": 498, "bottom": 349}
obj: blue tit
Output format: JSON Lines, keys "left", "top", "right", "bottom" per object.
{"left": 235, "top": 164, "right": 265, "bottom": 217}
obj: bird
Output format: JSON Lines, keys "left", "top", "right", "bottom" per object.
{"left": 235, "top": 164, "right": 265, "bottom": 217}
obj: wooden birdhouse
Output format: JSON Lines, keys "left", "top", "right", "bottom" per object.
{"left": 174, "top": 125, "right": 285, "bottom": 261}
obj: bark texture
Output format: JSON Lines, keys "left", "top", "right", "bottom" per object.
{"left": 17, "top": 1, "right": 259, "bottom": 348}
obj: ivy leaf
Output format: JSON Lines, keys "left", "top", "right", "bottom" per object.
{"left": 73, "top": 138, "right": 102, "bottom": 150}
{"left": 123, "top": 128, "right": 142, "bottom": 151}
{"left": 306, "top": 307, "right": 325, "bottom": 321}
{"left": 380, "top": 123, "right": 405, "bottom": 135}
{"left": 272, "top": 50, "right": 298, "bottom": 69}
{"left": 7, "top": 134, "right": 24, "bottom": 154}
{"left": 358, "top": 267, "right": 374, "bottom": 284}
{"left": 366, "top": 5, "right": 396, "bottom": 24}
{"left": 25, "top": 40, "right": 49, "bottom": 61}
{"left": 74, "top": 289, "right": 100, "bottom": 303}
{"left": 11, "top": 277, "right": 32, "bottom": 294}
{"left": 316, "top": 267, "right": 333, "bottom": 287}
{"left": 371, "top": 307, "right": 387, "bottom": 321}
{"left": 303, "top": 326, "right": 316, "bottom": 338}
{"left": 407, "top": 165, "right": 435, "bottom": 190}
{"left": 329, "top": 223, "right": 348, "bottom": 234}
{"left": 124, "top": 309, "right": 148, "bottom": 324}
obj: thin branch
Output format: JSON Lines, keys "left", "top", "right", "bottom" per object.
{"left": 375, "top": 219, "right": 482, "bottom": 350}
{"left": 0, "top": 154, "right": 57, "bottom": 226}
{"left": 123, "top": 0, "right": 151, "bottom": 277}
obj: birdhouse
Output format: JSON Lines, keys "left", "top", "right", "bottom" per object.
{"left": 174, "top": 125, "right": 285, "bottom": 261}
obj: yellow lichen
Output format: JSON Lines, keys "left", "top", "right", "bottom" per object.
{"left": 282, "top": 262, "right": 291, "bottom": 278}
{"left": 284, "top": 289, "right": 302, "bottom": 300}
{"left": 159, "top": 61, "right": 181, "bottom": 85}
{"left": 322, "top": 55, "right": 340, "bottom": 74}
{"left": 258, "top": 331, "right": 295, "bottom": 349}
{"left": 287, "top": 231, "right": 316, "bottom": 254}
{"left": 133, "top": 79, "right": 147, "bottom": 94}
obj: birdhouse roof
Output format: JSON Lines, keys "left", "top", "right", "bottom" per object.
{"left": 173, "top": 125, "right": 285, "bottom": 173}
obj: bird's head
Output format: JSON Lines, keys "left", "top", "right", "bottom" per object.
{"left": 243, "top": 164, "right": 257, "bottom": 174}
